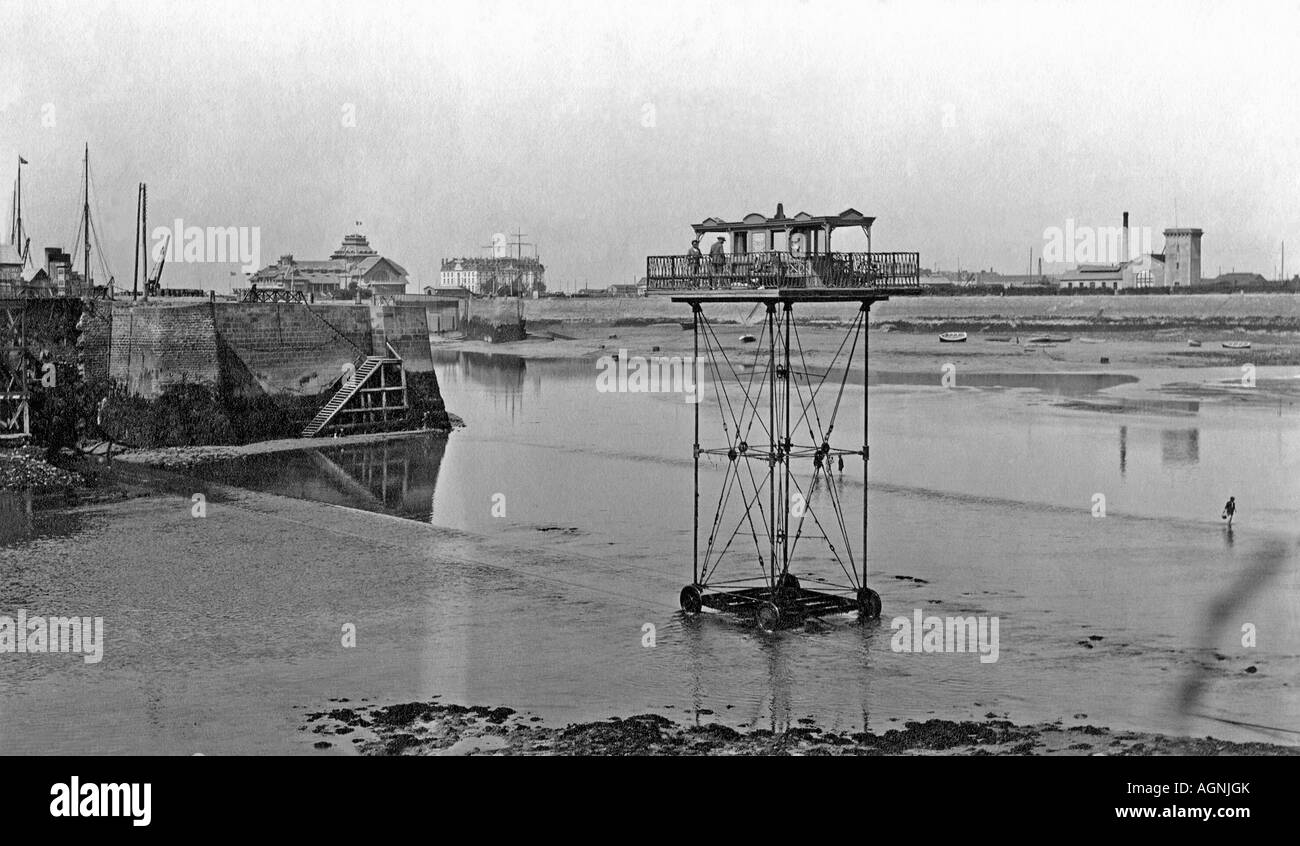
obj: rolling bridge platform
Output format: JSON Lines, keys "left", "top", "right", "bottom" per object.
{"left": 647, "top": 205, "right": 922, "bottom": 631}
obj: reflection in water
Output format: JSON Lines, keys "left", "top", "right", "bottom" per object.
{"left": 756, "top": 631, "right": 794, "bottom": 733}
{"left": 680, "top": 608, "right": 875, "bottom": 735}
{"left": 682, "top": 614, "right": 708, "bottom": 724}
{"left": 0, "top": 491, "right": 33, "bottom": 546}
{"left": 1160, "top": 428, "right": 1200, "bottom": 466}
{"left": 0, "top": 491, "right": 88, "bottom": 551}
{"left": 194, "top": 437, "right": 449, "bottom": 521}
{"left": 1119, "top": 426, "right": 1127, "bottom": 477}
{"left": 432, "top": 351, "right": 531, "bottom": 423}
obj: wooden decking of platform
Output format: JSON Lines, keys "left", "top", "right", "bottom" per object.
{"left": 668, "top": 286, "right": 912, "bottom": 304}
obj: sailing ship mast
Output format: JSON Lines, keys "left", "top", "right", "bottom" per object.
{"left": 83, "top": 143, "right": 91, "bottom": 293}
{"left": 14, "top": 159, "right": 20, "bottom": 257}
{"left": 10, "top": 155, "right": 31, "bottom": 268}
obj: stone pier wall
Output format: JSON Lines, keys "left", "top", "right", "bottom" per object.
{"left": 75, "top": 298, "right": 449, "bottom": 445}
{"left": 80, "top": 300, "right": 438, "bottom": 398}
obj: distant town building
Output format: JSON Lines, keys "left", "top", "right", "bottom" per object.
{"left": 1209, "top": 271, "right": 1267, "bottom": 287}
{"left": 1061, "top": 263, "right": 1124, "bottom": 290}
{"left": 438, "top": 256, "right": 545, "bottom": 296}
{"left": 0, "top": 243, "right": 20, "bottom": 287}
{"left": 970, "top": 271, "right": 1051, "bottom": 288}
{"left": 606, "top": 283, "right": 639, "bottom": 297}
{"left": 42, "top": 248, "right": 75, "bottom": 294}
{"left": 1120, "top": 251, "right": 1164, "bottom": 289}
{"left": 0, "top": 244, "right": 79, "bottom": 296}
{"left": 1162, "top": 228, "right": 1202, "bottom": 288}
{"left": 918, "top": 271, "right": 956, "bottom": 286}
{"left": 247, "top": 233, "right": 409, "bottom": 298}
{"left": 421, "top": 284, "right": 472, "bottom": 299}
{"left": 1086, "top": 227, "right": 1204, "bottom": 290}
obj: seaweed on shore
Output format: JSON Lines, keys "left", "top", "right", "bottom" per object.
{"left": 299, "top": 698, "right": 1300, "bottom": 757}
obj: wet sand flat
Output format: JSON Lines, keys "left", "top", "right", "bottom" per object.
{"left": 305, "top": 699, "right": 1300, "bottom": 756}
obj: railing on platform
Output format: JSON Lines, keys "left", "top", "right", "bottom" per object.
{"left": 241, "top": 288, "right": 308, "bottom": 304}
{"left": 0, "top": 283, "right": 96, "bottom": 299}
{"left": 645, "top": 250, "right": 921, "bottom": 292}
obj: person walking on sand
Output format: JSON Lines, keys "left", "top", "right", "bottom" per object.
{"left": 1222, "top": 495, "right": 1236, "bottom": 527}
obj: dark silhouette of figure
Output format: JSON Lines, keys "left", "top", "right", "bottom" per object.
{"left": 709, "top": 236, "right": 726, "bottom": 278}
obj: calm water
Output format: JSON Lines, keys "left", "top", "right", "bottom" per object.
{"left": 0, "top": 349, "right": 1295, "bottom": 753}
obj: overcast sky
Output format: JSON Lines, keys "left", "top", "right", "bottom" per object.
{"left": 3, "top": 0, "right": 1298, "bottom": 292}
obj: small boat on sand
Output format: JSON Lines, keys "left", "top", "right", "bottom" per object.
{"left": 938, "top": 332, "right": 967, "bottom": 343}
{"left": 983, "top": 336, "right": 1012, "bottom": 343}
{"left": 1027, "top": 335, "right": 1072, "bottom": 344}
{"left": 1187, "top": 339, "right": 1202, "bottom": 347}
{"left": 680, "top": 322, "right": 694, "bottom": 330}
{"left": 1221, "top": 340, "right": 1251, "bottom": 350}
{"left": 739, "top": 334, "right": 757, "bottom": 343}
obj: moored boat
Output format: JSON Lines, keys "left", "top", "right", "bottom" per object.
{"left": 938, "top": 331, "right": 967, "bottom": 343}
{"left": 1221, "top": 340, "right": 1251, "bottom": 350}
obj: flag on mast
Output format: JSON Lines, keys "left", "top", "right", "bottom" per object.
{"left": 18, "top": 156, "right": 27, "bottom": 165}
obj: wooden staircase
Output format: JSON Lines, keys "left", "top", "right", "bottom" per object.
{"left": 301, "top": 347, "right": 407, "bottom": 438}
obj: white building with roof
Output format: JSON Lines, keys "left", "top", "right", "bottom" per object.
{"left": 247, "top": 233, "right": 409, "bottom": 297}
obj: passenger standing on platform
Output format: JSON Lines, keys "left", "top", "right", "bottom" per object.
{"left": 687, "top": 239, "right": 702, "bottom": 275}
{"left": 709, "top": 236, "right": 727, "bottom": 277}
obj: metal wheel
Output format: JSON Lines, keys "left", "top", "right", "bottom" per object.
{"left": 857, "top": 586, "right": 882, "bottom": 620}
{"left": 755, "top": 601, "right": 780, "bottom": 632}
{"left": 680, "top": 584, "right": 703, "bottom": 613}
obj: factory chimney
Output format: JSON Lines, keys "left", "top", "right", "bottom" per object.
{"left": 1122, "top": 211, "right": 1130, "bottom": 262}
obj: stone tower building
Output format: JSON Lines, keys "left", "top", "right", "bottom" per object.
{"left": 1162, "top": 228, "right": 1203, "bottom": 288}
